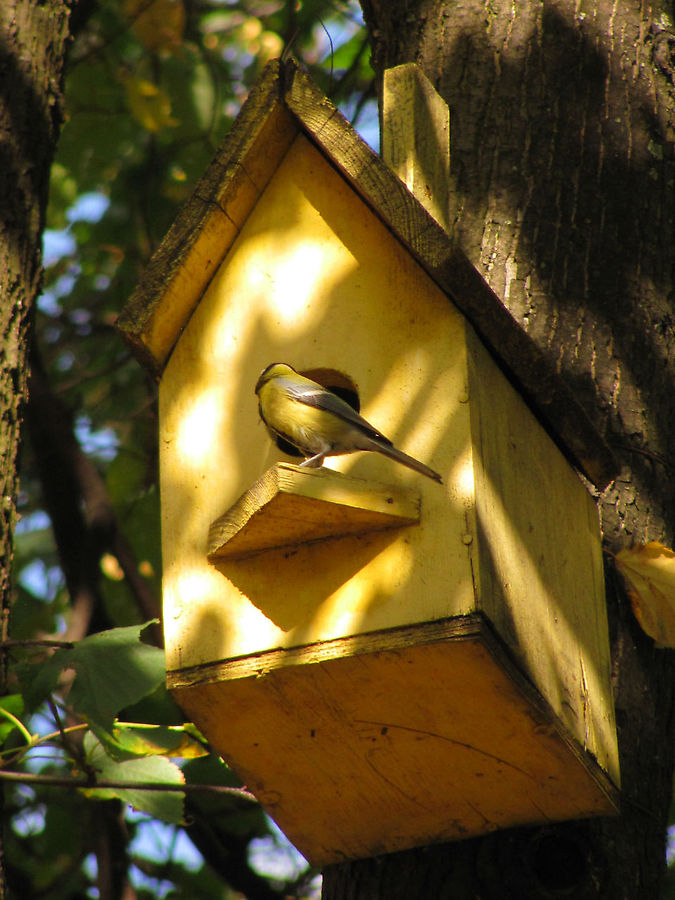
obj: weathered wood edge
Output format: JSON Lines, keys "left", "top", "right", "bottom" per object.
{"left": 168, "top": 614, "right": 487, "bottom": 688}
{"left": 167, "top": 610, "right": 620, "bottom": 805}
{"left": 207, "top": 462, "right": 420, "bottom": 560}
{"left": 477, "top": 613, "right": 621, "bottom": 803}
{"left": 281, "top": 60, "right": 617, "bottom": 490}
{"left": 381, "top": 63, "right": 451, "bottom": 231}
{"left": 116, "top": 56, "right": 617, "bottom": 487}
{"left": 116, "top": 60, "right": 292, "bottom": 377}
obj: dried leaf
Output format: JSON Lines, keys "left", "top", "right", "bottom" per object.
{"left": 615, "top": 541, "right": 675, "bottom": 647}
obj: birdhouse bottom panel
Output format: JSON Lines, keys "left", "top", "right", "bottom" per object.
{"left": 169, "top": 614, "right": 618, "bottom": 866}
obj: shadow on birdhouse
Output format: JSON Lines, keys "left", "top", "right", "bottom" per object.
{"left": 117, "top": 58, "right": 620, "bottom": 866}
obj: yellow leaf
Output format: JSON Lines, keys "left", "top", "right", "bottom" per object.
{"left": 124, "top": 0, "right": 186, "bottom": 54}
{"left": 124, "top": 77, "right": 178, "bottom": 133}
{"left": 111, "top": 723, "right": 209, "bottom": 759}
{"left": 615, "top": 541, "right": 675, "bottom": 647}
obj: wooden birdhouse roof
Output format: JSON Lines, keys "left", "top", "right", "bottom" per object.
{"left": 117, "top": 58, "right": 616, "bottom": 489}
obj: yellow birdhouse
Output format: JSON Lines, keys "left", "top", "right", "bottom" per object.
{"left": 118, "top": 59, "right": 620, "bottom": 865}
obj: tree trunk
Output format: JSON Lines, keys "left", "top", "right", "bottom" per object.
{"left": 324, "top": 1, "right": 675, "bottom": 897}
{"left": 0, "top": 0, "right": 70, "bottom": 894}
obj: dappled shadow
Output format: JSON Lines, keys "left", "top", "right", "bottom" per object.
{"left": 436, "top": 7, "right": 674, "bottom": 538}
{"left": 212, "top": 528, "right": 407, "bottom": 635}
{"left": 158, "top": 131, "right": 468, "bottom": 668}
{"left": 153, "top": 26, "right": 671, "bottom": 790}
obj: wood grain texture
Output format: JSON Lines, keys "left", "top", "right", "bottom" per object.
{"left": 381, "top": 63, "right": 451, "bottom": 231}
{"left": 170, "top": 614, "right": 618, "bottom": 866}
{"left": 349, "top": 8, "right": 675, "bottom": 897}
{"left": 157, "top": 130, "right": 473, "bottom": 668}
{"left": 121, "top": 57, "right": 622, "bottom": 862}
{"left": 466, "top": 326, "right": 620, "bottom": 786}
{"left": 207, "top": 463, "right": 420, "bottom": 560}
{"left": 118, "top": 57, "right": 615, "bottom": 485}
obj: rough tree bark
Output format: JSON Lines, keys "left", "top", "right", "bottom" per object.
{"left": 323, "top": 1, "right": 675, "bottom": 898}
{"left": 0, "top": 0, "right": 71, "bottom": 894}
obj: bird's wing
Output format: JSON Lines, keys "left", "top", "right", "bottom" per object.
{"left": 283, "top": 378, "right": 393, "bottom": 446}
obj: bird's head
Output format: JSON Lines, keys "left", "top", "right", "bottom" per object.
{"left": 254, "top": 363, "right": 297, "bottom": 394}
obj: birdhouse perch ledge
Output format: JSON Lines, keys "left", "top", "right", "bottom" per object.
{"left": 206, "top": 462, "right": 421, "bottom": 562}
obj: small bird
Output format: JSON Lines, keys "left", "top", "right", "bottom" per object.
{"left": 255, "top": 363, "right": 442, "bottom": 483}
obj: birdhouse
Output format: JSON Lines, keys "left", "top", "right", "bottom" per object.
{"left": 118, "top": 59, "right": 620, "bottom": 865}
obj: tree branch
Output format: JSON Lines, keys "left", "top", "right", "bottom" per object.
{"left": 26, "top": 340, "right": 162, "bottom": 645}
{"left": 0, "top": 768, "right": 256, "bottom": 799}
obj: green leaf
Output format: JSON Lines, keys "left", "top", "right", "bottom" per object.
{"left": 105, "top": 449, "right": 148, "bottom": 509}
{"left": 92, "top": 721, "right": 208, "bottom": 761}
{"left": 0, "top": 694, "right": 25, "bottom": 744}
{"left": 23, "top": 621, "right": 164, "bottom": 731}
{"left": 83, "top": 732, "right": 185, "bottom": 823}
{"left": 181, "top": 754, "right": 269, "bottom": 840}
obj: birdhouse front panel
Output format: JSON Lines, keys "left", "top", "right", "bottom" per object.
{"left": 159, "top": 133, "right": 478, "bottom": 670}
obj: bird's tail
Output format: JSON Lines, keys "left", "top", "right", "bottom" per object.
{"left": 366, "top": 438, "right": 443, "bottom": 483}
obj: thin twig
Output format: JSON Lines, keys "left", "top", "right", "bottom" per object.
{"left": 47, "top": 697, "right": 90, "bottom": 772}
{"left": 0, "top": 639, "right": 75, "bottom": 650}
{"left": 0, "top": 768, "right": 256, "bottom": 800}
{"left": 616, "top": 444, "right": 672, "bottom": 471}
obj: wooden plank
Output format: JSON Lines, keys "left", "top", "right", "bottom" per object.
{"left": 170, "top": 613, "right": 618, "bottom": 865}
{"left": 168, "top": 615, "right": 488, "bottom": 688}
{"left": 381, "top": 64, "right": 450, "bottom": 231}
{"left": 206, "top": 463, "right": 420, "bottom": 561}
{"left": 281, "top": 59, "right": 617, "bottom": 489}
{"left": 116, "top": 66, "right": 298, "bottom": 376}
{"left": 118, "top": 57, "right": 616, "bottom": 486}
{"left": 466, "top": 326, "right": 620, "bottom": 787}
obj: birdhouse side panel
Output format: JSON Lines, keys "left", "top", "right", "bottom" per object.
{"left": 158, "top": 133, "right": 482, "bottom": 671}
{"left": 466, "top": 328, "right": 619, "bottom": 786}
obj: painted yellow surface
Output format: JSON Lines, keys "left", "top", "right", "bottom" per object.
{"left": 173, "top": 625, "right": 617, "bottom": 865}
{"left": 466, "top": 330, "right": 619, "bottom": 786}
{"left": 120, "top": 101, "right": 300, "bottom": 372}
{"left": 157, "top": 131, "right": 619, "bottom": 850}
{"left": 145, "top": 208, "right": 239, "bottom": 368}
{"left": 207, "top": 463, "right": 421, "bottom": 560}
{"left": 159, "top": 133, "right": 477, "bottom": 670}
{"left": 382, "top": 64, "right": 450, "bottom": 231}
{"left": 124, "top": 62, "right": 622, "bottom": 863}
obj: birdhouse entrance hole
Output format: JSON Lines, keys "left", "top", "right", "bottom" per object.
{"left": 268, "top": 367, "right": 361, "bottom": 458}
{"left": 303, "top": 369, "right": 360, "bottom": 412}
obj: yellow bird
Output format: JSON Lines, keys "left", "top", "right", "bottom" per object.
{"left": 255, "top": 363, "right": 442, "bottom": 483}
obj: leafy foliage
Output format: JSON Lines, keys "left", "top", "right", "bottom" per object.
{"left": 6, "top": 0, "right": 371, "bottom": 896}
{"left": 82, "top": 731, "right": 186, "bottom": 823}
{"left": 21, "top": 622, "right": 165, "bottom": 728}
